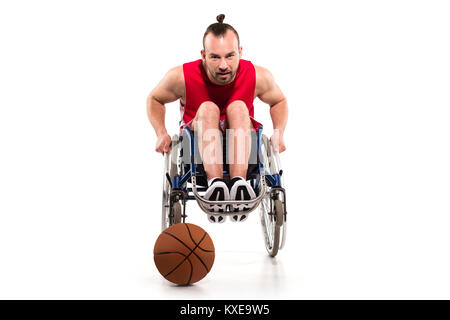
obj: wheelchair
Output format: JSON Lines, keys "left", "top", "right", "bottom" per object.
{"left": 161, "top": 125, "right": 287, "bottom": 257}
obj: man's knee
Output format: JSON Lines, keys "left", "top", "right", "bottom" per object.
{"left": 197, "top": 101, "right": 220, "bottom": 120}
{"left": 192, "top": 101, "right": 221, "bottom": 131}
{"left": 226, "top": 100, "right": 249, "bottom": 118}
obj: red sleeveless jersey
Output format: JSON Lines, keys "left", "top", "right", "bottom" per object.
{"left": 180, "top": 59, "right": 260, "bottom": 130}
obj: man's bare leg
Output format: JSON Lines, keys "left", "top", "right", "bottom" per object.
{"left": 192, "top": 101, "right": 229, "bottom": 223}
{"left": 226, "top": 100, "right": 252, "bottom": 179}
{"left": 191, "top": 101, "right": 223, "bottom": 181}
{"left": 226, "top": 100, "right": 255, "bottom": 221}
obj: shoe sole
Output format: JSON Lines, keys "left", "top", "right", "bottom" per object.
{"left": 208, "top": 213, "right": 226, "bottom": 223}
{"left": 204, "top": 181, "right": 229, "bottom": 223}
{"left": 231, "top": 212, "right": 248, "bottom": 222}
{"left": 230, "top": 180, "right": 256, "bottom": 222}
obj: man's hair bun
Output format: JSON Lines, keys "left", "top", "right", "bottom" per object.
{"left": 203, "top": 14, "right": 240, "bottom": 49}
{"left": 216, "top": 14, "right": 225, "bottom": 23}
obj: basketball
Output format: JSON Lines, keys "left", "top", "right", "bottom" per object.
{"left": 153, "top": 223, "right": 215, "bottom": 285}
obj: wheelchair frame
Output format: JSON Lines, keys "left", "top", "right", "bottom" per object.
{"left": 161, "top": 126, "right": 287, "bottom": 257}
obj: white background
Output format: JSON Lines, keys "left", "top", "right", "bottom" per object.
{"left": 0, "top": 0, "right": 449, "bottom": 299}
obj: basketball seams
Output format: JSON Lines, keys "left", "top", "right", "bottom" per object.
{"left": 154, "top": 251, "right": 187, "bottom": 277}
{"left": 155, "top": 251, "right": 193, "bottom": 285}
{"left": 184, "top": 224, "right": 215, "bottom": 253}
{"left": 155, "top": 251, "right": 187, "bottom": 257}
{"left": 154, "top": 224, "right": 215, "bottom": 285}
{"left": 183, "top": 225, "right": 214, "bottom": 274}
{"left": 186, "top": 257, "right": 193, "bottom": 285}
{"left": 162, "top": 230, "right": 210, "bottom": 274}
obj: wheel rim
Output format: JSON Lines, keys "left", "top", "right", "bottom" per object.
{"left": 161, "top": 153, "right": 170, "bottom": 231}
{"left": 161, "top": 135, "right": 179, "bottom": 231}
{"left": 259, "top": 192, "right": 281, "bottom": 256}
{"left": 259, "top": 135, "right": 282, "bottom": 256}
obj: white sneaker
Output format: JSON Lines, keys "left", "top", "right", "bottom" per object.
{"left": 229, "top": 176, "right": 256, "bottom": 222}
{"left": 204, "top": 178, "right": 229, "bottom": 223}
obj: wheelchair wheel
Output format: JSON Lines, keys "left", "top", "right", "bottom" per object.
{"left": 259, "top": 135, "right": 287, "bottom": 257}
{"left": 161, "top": 134, "right": 182, "bottom": 231}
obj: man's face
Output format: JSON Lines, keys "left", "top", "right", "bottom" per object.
{"left": 201, "top": 30, "right": 242, "bottom": 85}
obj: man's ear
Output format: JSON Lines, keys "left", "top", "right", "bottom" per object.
{"left": 239, "top": 46, "right": 243, "bottom": 58}
{"left": 200, "top": 49, "right": 206, "bottom": 61}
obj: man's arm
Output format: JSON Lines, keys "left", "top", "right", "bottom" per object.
{"left": 146, "top": 65, "right": 184, "bottom": 153}
{"left": 255, "top": 65, "right": 288, "bottom": 152}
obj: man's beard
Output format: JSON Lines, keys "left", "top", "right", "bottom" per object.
{"left": 214, "top": 70, "right": 236, "bottom": 84}
{"left": 204, "top": 63, "right": 236, "bottom": 84}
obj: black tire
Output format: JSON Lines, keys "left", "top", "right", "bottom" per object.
{"left": 259, "top": 134, "right": 286, "bottom": 257}
{"left": 260, "top": 199, "right": 282, "bottom": 257}
{"left": 161, "top": 135, "right": 179, "bottom": 231}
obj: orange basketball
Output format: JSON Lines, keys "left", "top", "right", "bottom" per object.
{"left": 153, "top": 223, "right": 215, "bottom": 285}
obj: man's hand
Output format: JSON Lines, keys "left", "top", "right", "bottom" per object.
{"left": 270, "top": 132, "right": 286, "bottom": 153}
{"left": 155, "top": 133, "right": 172, "bottom": 154}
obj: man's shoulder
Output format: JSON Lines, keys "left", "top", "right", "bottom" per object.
{"left": 167, "top": 65, "right": 183, "bottom": 77}
{"left": 167, "top": 64, "right": 186, "bottom": 82}
{"left": 254, "top": 65, "right": 275, "bottom": 95}
{"left": 254, "top": 64, "right": 272, "bottom": 80}
{"left": 163, "top": 65, "right": 185, "bottom": 98}
{"left": 167, "top": 58, "right": 200, "bottom": 76}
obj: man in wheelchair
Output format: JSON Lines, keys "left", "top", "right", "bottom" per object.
{"left": 147, "top": 14, "right": 288, "bottom": 223}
